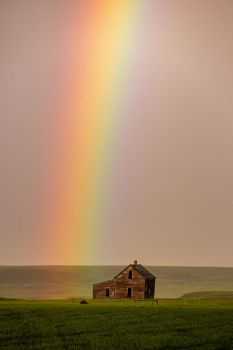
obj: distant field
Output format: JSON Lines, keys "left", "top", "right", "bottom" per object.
{"left": 1, "top": 266, "right": 233, "bottom": 299}
{"left": 181, "top": 291, "right": 233, "bottom": 299}
{"left": 0, "top": 299, "right": 233, "bottom": 350}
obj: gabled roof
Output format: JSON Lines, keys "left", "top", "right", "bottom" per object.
{"left": 133, "top": 264, "right": 155, "bottom": 279}
{"left": 114, "top": 264, "right": 156, "bottom": 280}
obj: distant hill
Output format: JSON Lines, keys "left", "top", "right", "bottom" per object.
{"left": 181, "top": 291, "right": 233, "bottom": 299}
{"left": 0, "top": 297, "right": 20, "bottom": 301}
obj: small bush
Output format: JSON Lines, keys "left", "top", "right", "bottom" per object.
{"left": 80, "top": 299, "right": 88, "bottom": 304}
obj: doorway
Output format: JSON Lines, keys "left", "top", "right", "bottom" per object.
{"left": 127, "top": 288, "right": 132, "bottom": 298}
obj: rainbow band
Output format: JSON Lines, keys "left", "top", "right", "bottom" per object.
{"left": 45, "top": 1, "right": 142, "bottom": 264}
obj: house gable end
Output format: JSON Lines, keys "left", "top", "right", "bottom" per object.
{"left": 114, "top": 264, "right": 146, "bottom": 280}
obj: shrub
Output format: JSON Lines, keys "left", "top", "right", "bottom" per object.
{"left": 80, "top": 299, "right": 88, "bottom": 304}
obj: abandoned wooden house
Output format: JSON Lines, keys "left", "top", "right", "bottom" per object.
{"left": 93, "top": 261, "right": 156, "bottom": 299}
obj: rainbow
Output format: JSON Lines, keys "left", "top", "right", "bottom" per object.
{"left": 43, "top": 1, "right": 145, "bottom": 264}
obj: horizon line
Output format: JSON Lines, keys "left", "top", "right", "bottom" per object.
{"left": 0, "top": 264, "right": 233, "bottom": 269}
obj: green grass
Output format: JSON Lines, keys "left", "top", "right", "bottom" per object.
{"left": 0, "top": 299, "right": 233, "bottom": 350}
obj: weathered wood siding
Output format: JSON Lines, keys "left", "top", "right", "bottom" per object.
{"left": 93, "top": 265, "right": 155, "bottom": 299}
{"left": 93, "top": 281, "right": 115, "bottom": 298}
{"left": 115, "top": 265, "right": 145, "bottom": 299}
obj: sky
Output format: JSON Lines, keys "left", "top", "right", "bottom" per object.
{"left": 0, "top": 0, "right": 233, "bottom": 266}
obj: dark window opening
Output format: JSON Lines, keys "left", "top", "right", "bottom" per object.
{"left": 127, "top": 288, "right": 132, "bottom": 298}
{"left": 106, "top": 288, "right": 110, "bottom": 297}
{"left": 128, "top": 271, "right": 133, "bottom": 279}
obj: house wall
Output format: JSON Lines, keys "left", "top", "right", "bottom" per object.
{"left": 145, "top": 278, "right": 155, "bottom": 299}
{"left": 93, "top": 281, "right": 115, "bottom": 298}
{"left": 93, "top": 280, "right": 146, "bottom": 299}
{"left": 114, "top": 280, "right": 145, "bottom": 299}
{"left": 115, "top": 265, "right": 143, "bottom": 281}
{"left": 115, "top": 265, "right": 146, "bottom": 299}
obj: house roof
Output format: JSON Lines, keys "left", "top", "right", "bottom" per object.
{"left": 114, "top": 263, "right": 156, "bottom": 280}
{"left": 133, "top": 264, "right": 155, "bottom": 279}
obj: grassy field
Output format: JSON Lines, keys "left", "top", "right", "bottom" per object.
{"left": 0, "top": 299, "right": 233, "bottom": 350}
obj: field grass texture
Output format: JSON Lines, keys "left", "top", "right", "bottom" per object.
{"left": 0, "top": 299, "right": 233, "bottom": 350}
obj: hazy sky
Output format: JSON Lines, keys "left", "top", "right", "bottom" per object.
{"left": 1, "top": 1, "right": 233, "bottom": 266}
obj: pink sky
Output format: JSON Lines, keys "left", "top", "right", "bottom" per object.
{"left": 0, "top": 1, "right": 233, "bottom": 266}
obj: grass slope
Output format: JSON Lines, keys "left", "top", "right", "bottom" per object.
{"left": 181, "top": 291, "right": 233, "bottom": 299}
{"left": 0, "top": 299, "right": 233, "bottom": 350}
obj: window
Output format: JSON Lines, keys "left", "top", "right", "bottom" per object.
{"left": 127, "top": 288, "right": 132, "bottom": 298}
{"left": 128, "top": 271, "right": 132, "bottom": 279}
{"left": 105, "top": 288, "right": 110, "bottom": 297}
